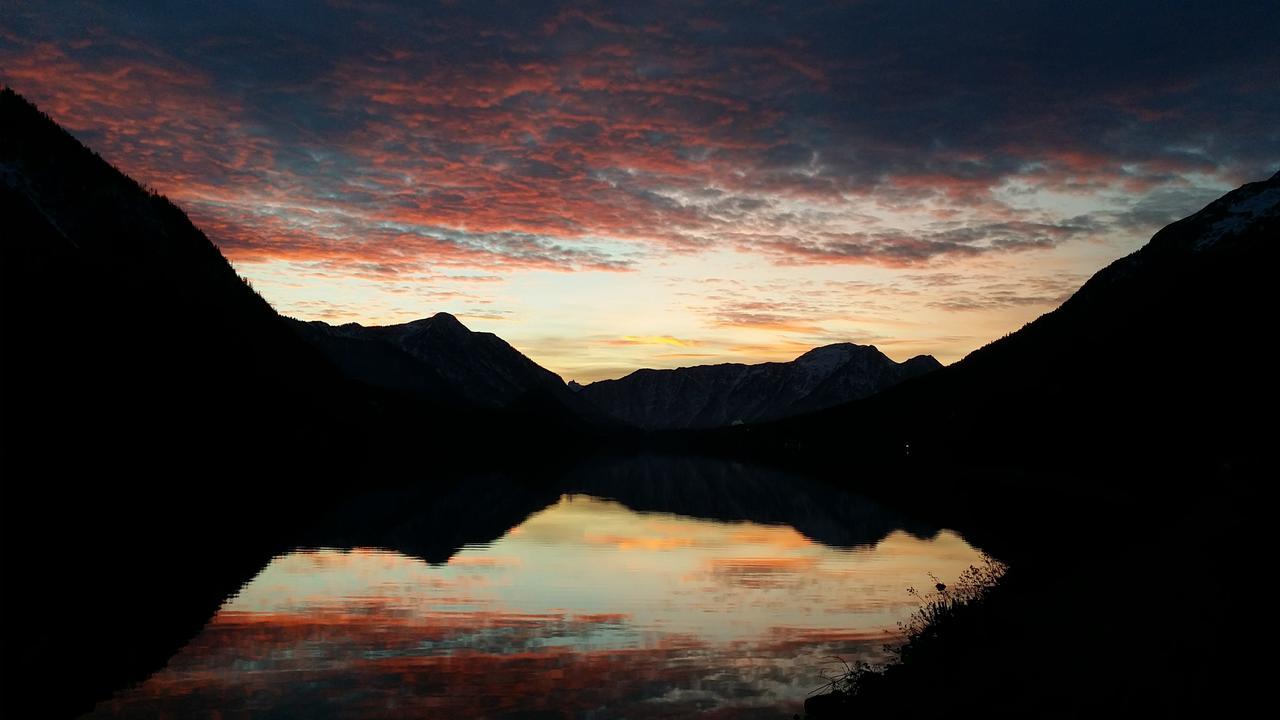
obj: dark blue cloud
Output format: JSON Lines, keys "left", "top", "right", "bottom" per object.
{"left": 3, "top": 0, "right": 1277, "bottom": 269}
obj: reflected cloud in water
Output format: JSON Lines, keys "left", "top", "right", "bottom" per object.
{"left": 86, "top": 493, "right": 981, "bottom": 718}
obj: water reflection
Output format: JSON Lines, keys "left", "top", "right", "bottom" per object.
{"left": 86, "top": 488, "right": 982, "bottom": 719}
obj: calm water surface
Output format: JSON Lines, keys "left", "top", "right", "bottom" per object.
{"left": 86, "top": 466, "right": 983, "bottom": 718}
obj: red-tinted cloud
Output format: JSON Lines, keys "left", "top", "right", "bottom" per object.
{"left": 86, "top": 608, "right": 888, "bottom": 719}
{"left": 2, "top": 0, "right": 1276, "bottom": 336}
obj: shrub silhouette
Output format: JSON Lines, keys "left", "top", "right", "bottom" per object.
{"left": 808, "top": 554, "right": 1008, "bottom": 714}
{"left": 894, "top": 554, "right": 1008, "bottom": 663}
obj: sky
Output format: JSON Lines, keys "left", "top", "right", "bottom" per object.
{"left": 2, "top": 1, "right": 1278, "bottom": 382}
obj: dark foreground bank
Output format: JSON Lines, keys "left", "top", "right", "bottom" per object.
{"left": 801, "top": 456, "right": 1268, "bottom": 718}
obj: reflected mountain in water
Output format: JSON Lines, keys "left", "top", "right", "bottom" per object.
{"left": 564, "top": 455, "right": 941, "bottom": 549}
{"left": 309, "top": 455, "right": 941, "bottom": 565}
{"left": 82, "top": 457, "right": 979, "bottom": 720}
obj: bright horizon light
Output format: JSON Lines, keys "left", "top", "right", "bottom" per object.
{"left": 3, "top": 2, "right": 1276, "bottom": 382}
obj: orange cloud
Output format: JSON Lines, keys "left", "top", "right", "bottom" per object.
{"left": 604, "top": 335, "right": 701, "bottom": 348}
{"left": 582, "top": 532, "right": 696, "bottom": 551}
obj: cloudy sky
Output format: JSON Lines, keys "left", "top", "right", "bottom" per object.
{"left": 3, "top": 1, "right": 1277, "bottom": 381}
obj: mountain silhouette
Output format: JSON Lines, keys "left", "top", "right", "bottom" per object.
{"left": 0, "top": 87, "right": 602, "bottom": 473}
{"left": 1, "top": 86, "right": 372, "bottom": 719}
{"left": 0, "top": 87, "right": 358, "bottom": 476}
{"left": 289, "top": 313, "right": 581, "bottom": 411}
{"left": 288, "top": 313, "right": 940, "bottom": 429}
{"left": 304, "top": 454, "right": 939, "bottom": 565}
{"left": 742, "top": 170, "right": 1280, "bottom": 473}
{"left": 579, "top": 344, "right": 940, "bottom": 429}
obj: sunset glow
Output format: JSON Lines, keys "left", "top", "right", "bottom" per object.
{"left": 3, "top": 2, "right": 1276, "bottom": 380}
{"left": 85, "top": 495, "right": 983, "bottom": 718}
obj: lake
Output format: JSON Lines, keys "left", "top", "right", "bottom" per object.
{"left": 83, "top": 457, "right": 984, "bottom": 719}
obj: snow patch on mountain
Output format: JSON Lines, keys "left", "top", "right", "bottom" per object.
{"left": 1199, "top": 186, "right": 1280, "bottom": 250}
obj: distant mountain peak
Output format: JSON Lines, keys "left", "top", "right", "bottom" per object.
{"left": 797, "top": 341, "right": 878, "bottom": 359}
{"left": 579, "top": 341, "right": 938, "bottom": 430}
{"left": 402, "top": 311, "right": 466, "bottom": 329}
{"left": 798, "top": 342, "right": 872, "bottom": 356}
{"left": 792, "top": 343, "right": 873, "bottom": 374}
{"left": 390, "top": 312, "right": 473, "bottom": 344}
{"left": 288, "top": 312, "right": 579, "bottom": 411}
{"left": 428, "top": 311, "right": 464, "bottom": 326}
{"left": 902, "top": 354, "right": 944, "bottom": 372}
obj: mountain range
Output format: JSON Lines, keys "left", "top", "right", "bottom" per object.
{"left": 577, "top": 344, "right": 940, "bottom": 429}
{"left": 5, "top": 83, "right": 1277, "bottom": 474}
{"left": 288, "top": 313, "right": 940, "bottom": 429}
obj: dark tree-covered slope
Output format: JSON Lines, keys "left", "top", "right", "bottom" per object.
{"left": 0, "top": 87, "right": 361, "bottom": 476}
{"left": 0, "top": 85, "right": 380, "bottom": 719}
{"left": 739, "top": 170, "right": 1280, "bottom": 477}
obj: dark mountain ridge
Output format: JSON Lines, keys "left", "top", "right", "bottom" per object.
{"left": 0, "top": 87, "right": 590, "bottom": 719}
{"left": 286, "top": 313, "right": 939, "bottom": 431}
{"left": 730, "top": 169, "right": 1280, "bottom": 477}
{"left": 0, "top": 86, "right": 601, "bottom": 470}
{"left": 288, "top": 312, "right": 579, "bottom": 410}
{"left": 580, "top": 343, "right": 940, "bottom": 429}
{"left": 2, "top": 85, "right": 374, "bottom": 719}
{"left": 0, "top": 86, "right": 357, "bottom": 474}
